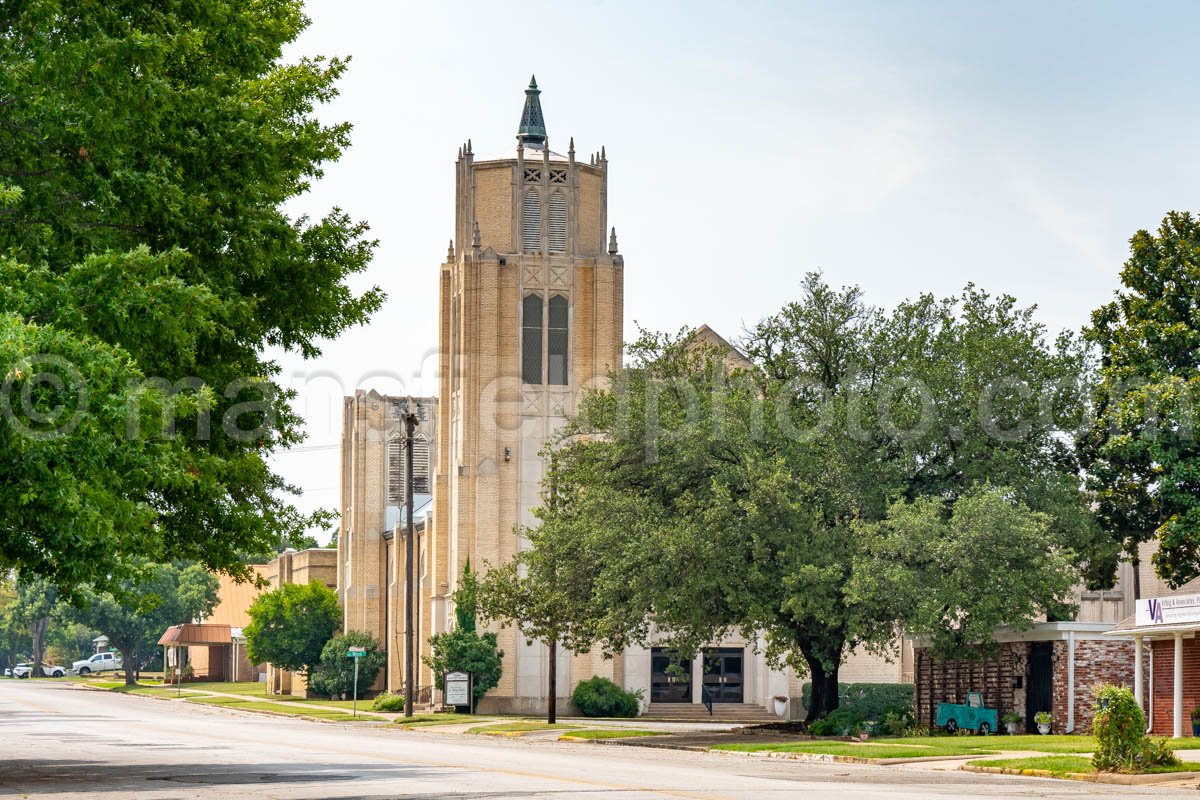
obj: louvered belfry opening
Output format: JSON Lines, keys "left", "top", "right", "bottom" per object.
{"left": 522, "top": 293, "right": 543, "bottom": 384}
{"left": 522, "top": 189, "right": 541, "bottom": 253}
{"left": 548, "top": 191, "right": 566, "bottom": 253}
{"left": 387, "top": 431, "right": 431, "bottom": 503}
{"left": 548, "top": 294, "right": 569, "bottom": 385}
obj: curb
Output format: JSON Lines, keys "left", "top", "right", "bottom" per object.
{"left": 963, "top": 764, "right": 1200, "bottom": 785}
{"left": 90, "top": 684, "right": 386, "bottom": 725}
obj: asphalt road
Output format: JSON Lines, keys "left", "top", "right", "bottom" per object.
{"left": 1, "top": 680, "right": 1192, "bottom": 799}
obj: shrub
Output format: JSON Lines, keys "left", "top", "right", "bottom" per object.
{"left": 800, "top": 682, "right": 914, "bottom": 723}
{"left": 877, "top": 708, "right": 915, "bottom": 737}
{"left": 571, "top": 676, "right": 639, "bottom": 718}
{"left": 372, "top": 693, "right": 405, "bottom": 712}
{"left": 422, "top": 562, "right": 503, "bottom": 708}
{"left": 809, "top": 708, "right": 864, "bottom": 736}
{"left": 1092, "top": 684, "right": 1178, "bottom": 772}
{"left": 308, "top": 631, "right": 386, "bottom": 700}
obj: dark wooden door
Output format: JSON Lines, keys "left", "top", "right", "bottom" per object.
{"left": 1026, "top": 643, "right": 1053, "bottom": 732}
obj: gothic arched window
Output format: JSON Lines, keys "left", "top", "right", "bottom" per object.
{"left": 548, "top": 191, "right": 566, "bottom": 253}
{"left": 522, "top": 293, "right": 543, "bottom": 385}
{"left": 522, "top": 189, "right": 541, "bottom": 253}
{"left": 388, "top": 430, "right": 432, "bottom": 503}
{"left": 548, "top": 294, "right": 569, "bottom": 386}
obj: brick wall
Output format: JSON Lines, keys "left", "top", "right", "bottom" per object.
{"left": 1051, "top": 638, "right": 1135, "bottom": 734}
{"left": 1150, "top": 637, "right": 1200, "bottom": 736}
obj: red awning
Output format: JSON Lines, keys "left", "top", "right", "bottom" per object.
{"left": 157, "top": 623, "right": 232, "bottom": 647}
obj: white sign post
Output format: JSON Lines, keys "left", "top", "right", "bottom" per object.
{"left": 445, "top": 670, "right": 472, "bottom": 713}
{"left": 347, "top": 647, "right": 367, "bottom": 718}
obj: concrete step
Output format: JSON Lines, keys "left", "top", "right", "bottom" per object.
{"left": 643, "top": 703, "right": 779, "bottom": 723}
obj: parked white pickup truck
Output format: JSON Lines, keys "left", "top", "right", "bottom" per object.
{"left": 72, "top": 652, "right": 122, "bottom": 675}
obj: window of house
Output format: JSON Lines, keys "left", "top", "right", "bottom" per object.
{"left": 548, "top": 191, "right": 566, "bottom": 253}
{"left": 522, "top": 293, "right": 543, "bottom": 385}
{"left": 522, "top": 189, "right": 541, "bottom": 253}
{"left": 548, "top": 295, "right": 569, "bottom": 385}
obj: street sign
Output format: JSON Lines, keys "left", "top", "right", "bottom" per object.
{"left": 346, "top": 647, "right": 368, "bottom": 717}
{"left": 445, "top": 670, "right": 471, "bottom": 707}
{"left": 347, "top": 647, "right": 367, "bottom": 657}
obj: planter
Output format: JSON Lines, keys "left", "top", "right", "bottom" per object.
{"left": 1037, "top": 723, "right": 1051, "bottom": 735}
{"left": 1192, "top": 722, "right": 1200, "bottom": 737}
{"left": 1004, "top": 722, "right": 1018, "bottom": 735}
{"left": 773, "top": 698, "right": 788, "bottom": 718}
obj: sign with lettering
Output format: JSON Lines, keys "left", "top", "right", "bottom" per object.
{"left": 346, "top": 646, "right": 367, "bottom": 658}
{"left": 1136, "top": 594, "right": 1200, "bottom": 627}
{"left": 445, "top": 670, "right": 471, "bottom": 706}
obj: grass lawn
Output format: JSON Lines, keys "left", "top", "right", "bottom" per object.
{"left": 393, "top": 713, "right": 477, "bottom": 727}
{"left": 467, "top": 721, "right": 582, "bottom": 735}
{"left": 185, "top": 696, "right": 360, "bottom": 722}
{"left": 559, "top": 729, "right": 668, "bottom": 740}
{"left": 713, "top": 741, "right": 995, "bottom": 759}
{"left": 179, "top": 681, "right": 277, "bottom": 697}
{"left": 120, "top": 685, "right": 205, "bottom": 698}
{"left": 971, "top": 755, "right": 1200, "bottom": 778}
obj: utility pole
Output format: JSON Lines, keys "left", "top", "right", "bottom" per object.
{"left": 547, "top": 451, "right": 558, "bottom": 725}
{"left": 401, "top": 400, "right": 419, "bottom": 719}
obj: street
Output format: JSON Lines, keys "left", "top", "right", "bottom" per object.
{"left": 0, "top": 681, "right": 1191, "bottom": 799}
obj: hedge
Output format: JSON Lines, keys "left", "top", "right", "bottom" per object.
{"left": 800, "top": 682, "right": 914, "bottom": 721}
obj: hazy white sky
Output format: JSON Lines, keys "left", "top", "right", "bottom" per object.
{"left": 270, "top": 0, "right": 1200, "bottom": 541}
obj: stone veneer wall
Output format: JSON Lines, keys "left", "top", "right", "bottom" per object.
{"left": 1050, "top": 638, "right": 1136, "bottom": 734}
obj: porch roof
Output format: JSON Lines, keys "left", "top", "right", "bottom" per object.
{"left": 157, "top": 623, "right": 232, "bottom": 647}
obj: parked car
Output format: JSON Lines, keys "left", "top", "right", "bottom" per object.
{"left": 11, "top": 663, "right": 67, "bottom": 678}
{"left": 72, "top": 652, "right": 122, "bottom": 675}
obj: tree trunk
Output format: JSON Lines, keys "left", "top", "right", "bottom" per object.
{"left": 801, "top": 643, "right": 842, "bottom": 723}
{"left": 120, "top": 647, "right": 136, "bottom": 686}
{"left": 29, "top": 616, "right": 49, "bottom": 677}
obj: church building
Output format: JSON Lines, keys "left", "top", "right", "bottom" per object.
{"left": 338, "top": 79, "right": 908, "bottom": 716}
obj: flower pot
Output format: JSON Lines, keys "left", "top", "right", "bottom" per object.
{"left": 1037, "top": 723, "right": 1051, "bottom": 735}
{"left": 1004, "top": 722, "right": 1018, "bottom": 735}
{"left": 773, "top": 698, "right": 788, "bottom": 718}
{"left": 1192, "top": 722, "right": 1200, "bottom": 737}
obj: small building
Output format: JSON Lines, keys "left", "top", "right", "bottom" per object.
{"left": 159, "top": 567, "right": 266, "bottom": 683}
{"left": 1104, "top": 576, "right": 1200, "bottom": 738}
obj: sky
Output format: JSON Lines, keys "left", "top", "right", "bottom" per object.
{"left": 270, "top": 0, "right": 1200, "bottom": 542}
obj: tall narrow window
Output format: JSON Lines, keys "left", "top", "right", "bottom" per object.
{"left": 387, "top": 433, "right": 404, "bottom": 504}
{"left": 548, "top": 295, "right": 569, "bottom": 386}
{"left": 548, "top": 191, "right": 566, "bottom": 253}
{"left": 522, "top": 189, "right": 541, "bottom": 253}
{"left": 522, "top": 294, "right": 543, "bottom": 385}
{"left": 412, "top": 433, "right": 431, "bottom": 494}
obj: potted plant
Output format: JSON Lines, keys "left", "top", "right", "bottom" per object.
{"left": 1191, "top": 707, "right": 1200, "bottom": 737}
{"left": 1001, "top": 712, "right": 1022, "bottom": 735}
{"left": 773, "top": 695, "right": 788, "bottom": 718}
{"left": 1034, "top": 711, "right": 1052, "bottom": 735}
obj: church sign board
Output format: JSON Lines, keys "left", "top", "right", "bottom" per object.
{"left": 445, "top": 670, "right": 471, "bottom": 707}
{"left": 1136, "top": 593, "right": 1200, "bottom": 627}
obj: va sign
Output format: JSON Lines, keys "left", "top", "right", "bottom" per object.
{"left": 1136, "top": 593, "right": 1200, "bottom": 626}
{"left": 445, "top": 671, "right": 471, "bottom": 706}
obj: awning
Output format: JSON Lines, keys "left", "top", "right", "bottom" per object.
{"left": 158, "top": 623, "right": 232, "bottom": 647}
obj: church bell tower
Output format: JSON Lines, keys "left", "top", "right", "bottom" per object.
{"left": 429, "top": 77, "right": 625, "bottom": 710}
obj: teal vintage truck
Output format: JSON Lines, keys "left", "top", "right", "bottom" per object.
{"left": 935, "top": 691, "right": 997, "bottom": 734}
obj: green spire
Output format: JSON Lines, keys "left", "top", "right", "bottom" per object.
{"left": 517, "top": 75, "right": 547, "bottom": 147}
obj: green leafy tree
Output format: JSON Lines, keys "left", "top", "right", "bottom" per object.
{"left": 0, "top": 0, "right": 381, "bottom": 591}
{"left": 526, "top": 275, "right": 1099, "bottom": 721}
{"left": 0, "top": 575, "right": 29, "bottom": 672}
{"left": 68, "top": 562, "right": 219, "bottom": 685}
{"left": 426, "top": 564, "right": 503, "bottom": 709}
{"left": 15, "top": 576, "right": 61, "bottom": 677}
{"left": 244, "top": 580, "right": 340, "bottom": 678}
{"left": 308, "top": 631, "right": 386, "bottom": 700}
{"left": 850, "top": 488, "right": 1078, "bottom": 657}
{"left": 1084, "top": 211, "right": 1200, "bottom": 587}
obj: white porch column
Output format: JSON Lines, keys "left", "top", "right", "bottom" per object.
{"left": 1174, "top": 633, "right": 1184, "bottom": 739}
{"left": 1133, "top": 636, "right": 1144, "bottom": 711}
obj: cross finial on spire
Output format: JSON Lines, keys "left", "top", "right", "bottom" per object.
{"left": 516, "top": 75, "right": 547, "bottom": 147}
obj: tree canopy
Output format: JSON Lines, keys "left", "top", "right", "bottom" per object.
{"left": 68, "top": 561, "right": 219, "bottom": 685}
{"left": 0, "top": 0, "right": 380, "bottom": 591}
{"left": 1084, "top": 211, "right": 1200, "bottom": 587}
{"left": 244, "top": 579, "right": 340, "bottom": 677}
{"left": 515, "top": 274, "right": 1100, "bottom": 720}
